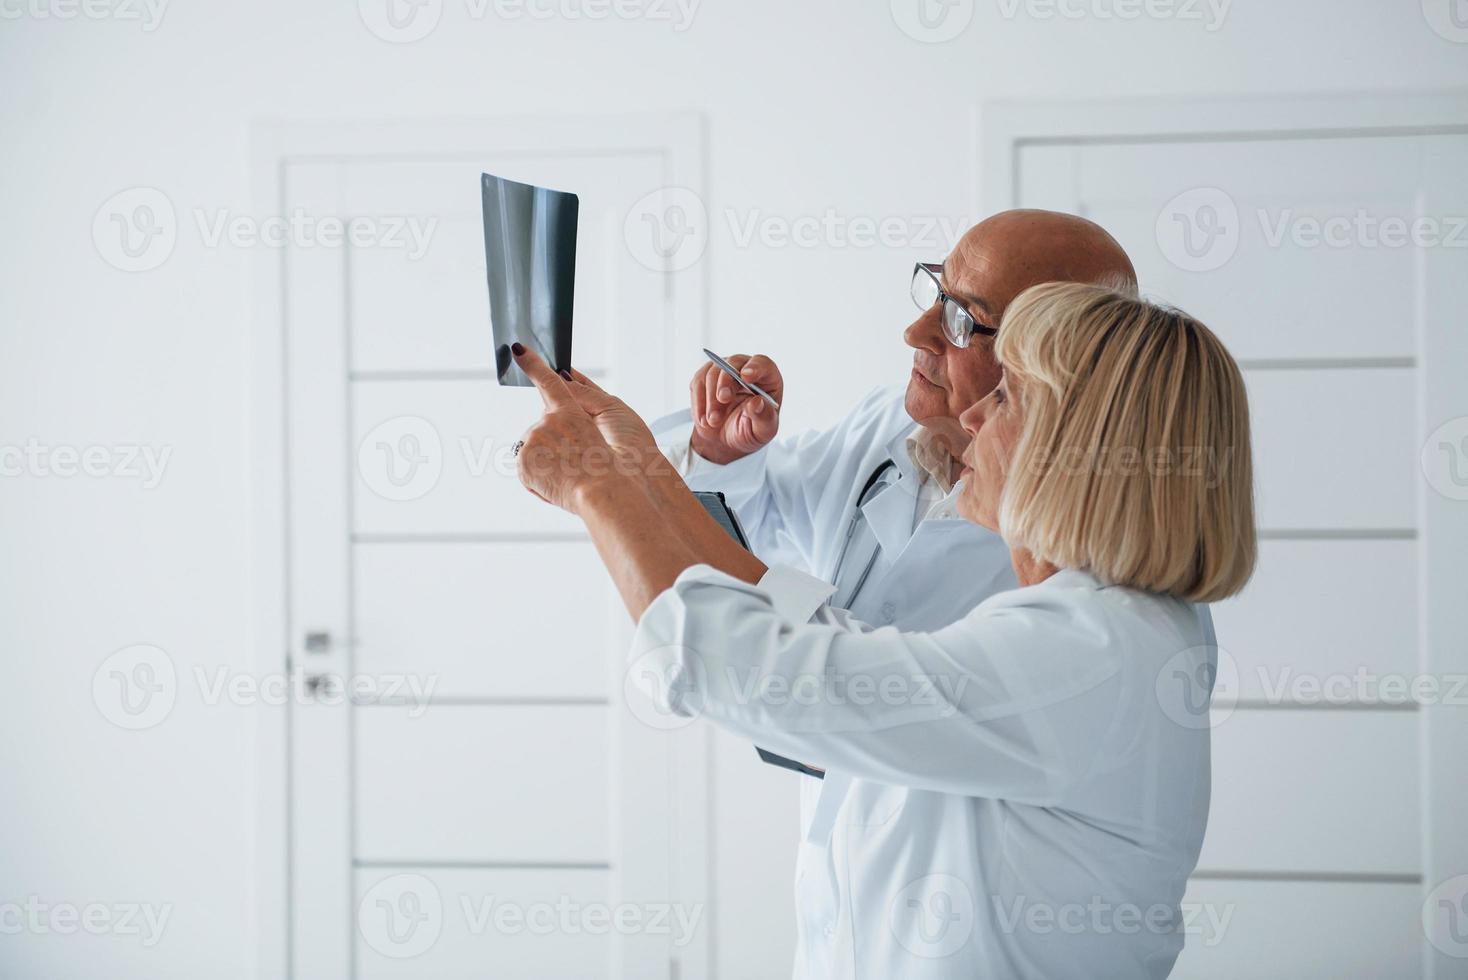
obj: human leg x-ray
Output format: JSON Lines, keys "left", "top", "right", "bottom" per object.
{"left": 481, "top": 172, "right": 578, "bottom": 386}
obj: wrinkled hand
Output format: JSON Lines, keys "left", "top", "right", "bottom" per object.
{"left": 559, "top": 366, "right": 671, "bottom": 478}
{"left": 513, "top": 347, "right": 629, "bottom": 514}
{"left": 689, "top": 353, "right": 782, "bottom": 465}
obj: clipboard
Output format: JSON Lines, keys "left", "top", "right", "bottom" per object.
{"left": 693, "top": 491, "right": 825, "bottom": 780}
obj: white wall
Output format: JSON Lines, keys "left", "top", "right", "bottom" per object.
{"left": 1, "top": 2, "right": 1465, "bottom": 977}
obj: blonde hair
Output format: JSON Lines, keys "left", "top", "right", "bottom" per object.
{"left": 995, "top": 282, "right": 1256, "bottom": 602}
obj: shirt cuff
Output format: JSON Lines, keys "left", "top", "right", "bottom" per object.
{"left": 648, "top": 408, "right": 772, "bottom": 500}
{"left": 756, "top": 565, "right": 836, "bottom": 623}
{"left": 686, "top": 441, "right": 770, "bottom": 499}
{"left": 650, "top": 409, "right": 696, "bottom": 473}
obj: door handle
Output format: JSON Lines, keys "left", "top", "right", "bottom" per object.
{"left": 302, "top": 673, "right": 341, "bottom": 701}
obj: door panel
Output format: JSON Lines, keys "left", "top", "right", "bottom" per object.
{"left": 1200, "top": 710, "right": 1419, "bottom": 875}
{"left": 342, "top": 155, "right": 662, "bottom": 376}
{"left": 1018, "top": 137, "right": 1422, "bottom": 361}
{"left": 1210, "top": 539, "right": 1417, "bottom": 702}
{"left": 354, "top": 867, "right": 611, "bottom": 980}
{"left": 355, "top": 705, "right": 610, "bottom": 863}
{"left": 1245, "top": 367, "right": 1416, "bottom": 530}
{"left": 347, "top": 214, "right": 496, "bottom": 373}
{"left": 354, "top": 540, "right": 612, "bottom": 699}
{"left": 1173, "top": 879, "right": 1422, "bottom": 980}
{"left": 352, "top": 378, "right": 584, "bottom": 536}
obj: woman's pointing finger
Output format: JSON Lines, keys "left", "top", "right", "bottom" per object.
{"left": 512, "top": 343, "right": 580, "bottom": 413}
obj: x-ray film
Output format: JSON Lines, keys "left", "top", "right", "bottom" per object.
{"left": 481, "top": 172, "right": 578, "bottom": 386}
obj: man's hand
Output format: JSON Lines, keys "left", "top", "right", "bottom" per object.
{"left": 689, "top": 353, "right": 783, "bottom": 465}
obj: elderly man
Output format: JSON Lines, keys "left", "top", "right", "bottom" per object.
{"left": 659, "top": 209, "right": 1138, "bottom": 638}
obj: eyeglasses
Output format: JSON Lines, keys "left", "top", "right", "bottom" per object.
{"left": 911, "top": 262, "right": 997, "bottom": 349}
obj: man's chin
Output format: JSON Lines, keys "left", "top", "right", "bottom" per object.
{"left": 903, "top": 378, "right": 945, "bottom": 424}
{"left": 892, "top": 378, "right": 951, "bottom": 422}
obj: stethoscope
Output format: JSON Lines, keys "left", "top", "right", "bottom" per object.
{"left": 830, "top": 459, "right": 898, "bottom": 609}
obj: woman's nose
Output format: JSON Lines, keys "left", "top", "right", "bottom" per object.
{"left": 958, "top": 400, "right": 986, "bottom": 438}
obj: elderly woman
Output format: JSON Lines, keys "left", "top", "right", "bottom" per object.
{"left": 510, "top": 281, "right": 1256, "bottom": 979}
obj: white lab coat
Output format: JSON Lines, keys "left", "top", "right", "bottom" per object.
{"left": 631, "top": 563, "right": 1214, "bottom": 980}
{"left": 656, "top": 385, "right": 1018, "bottom": 629}
{"left": 649, "top": 387, "right": 1214, "bottom": 978}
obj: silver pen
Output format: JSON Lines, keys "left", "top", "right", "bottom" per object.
{"left": 702, "top": 348, "right": 780, "bottom": 412}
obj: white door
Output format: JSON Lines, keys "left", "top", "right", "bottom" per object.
{"left": 272, "top": 118, "right": 710, "bottom": 980}
{"left": 987, "top": 96, "right": 1468, "bottom": 978}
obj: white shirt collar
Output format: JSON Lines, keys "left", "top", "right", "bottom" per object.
{"left": 894, "top": 426, "right": 966, "bottom": 523}
{"left": 904, "top": 426, "right": 957, "bottom": 493}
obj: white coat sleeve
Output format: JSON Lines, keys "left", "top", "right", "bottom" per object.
{"left": 650, "top": 388, "right": 906, "bottom": 574}
{"left": 630, "top": 564, "right": 1126, "bottom": 805}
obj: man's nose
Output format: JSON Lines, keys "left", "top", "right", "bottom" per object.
{"left": 903, "top": 305, "right": 946, "bottom": 352}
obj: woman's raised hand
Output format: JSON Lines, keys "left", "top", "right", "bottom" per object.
{"left": 559, "top": 365, "right": 666, "bottom": 471}
{"left": 513, "top": 346, "right": 672, "bottom": 514}
{"left": 513, "top": 345, "right": 623, "bottom": 513}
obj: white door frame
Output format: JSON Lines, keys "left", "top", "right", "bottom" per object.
{"left": 248, "top": 111, "right": 709, "bottom": 979}
{"left": 977, "top": 90, "right": 1468, "bottom": 979}
{"left": 977, "top": 90, "right": 1468, "bottom": 216}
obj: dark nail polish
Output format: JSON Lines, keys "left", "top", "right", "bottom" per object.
{"left": 511, "top": 342, "right": 526, "bottom": 356}
{"left": 560, "top": 370, "right": 573, "bottom": 381}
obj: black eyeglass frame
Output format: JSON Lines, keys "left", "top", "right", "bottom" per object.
{"left": 912, "top": 262, "right": 998, "bottom": 349}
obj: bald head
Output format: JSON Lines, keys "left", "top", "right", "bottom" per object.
{"left": 903, "top": 209, "right": 1136, "bottom": 470}
{"left": 948, "top": 209, "right": 1137, "bottom": 307}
